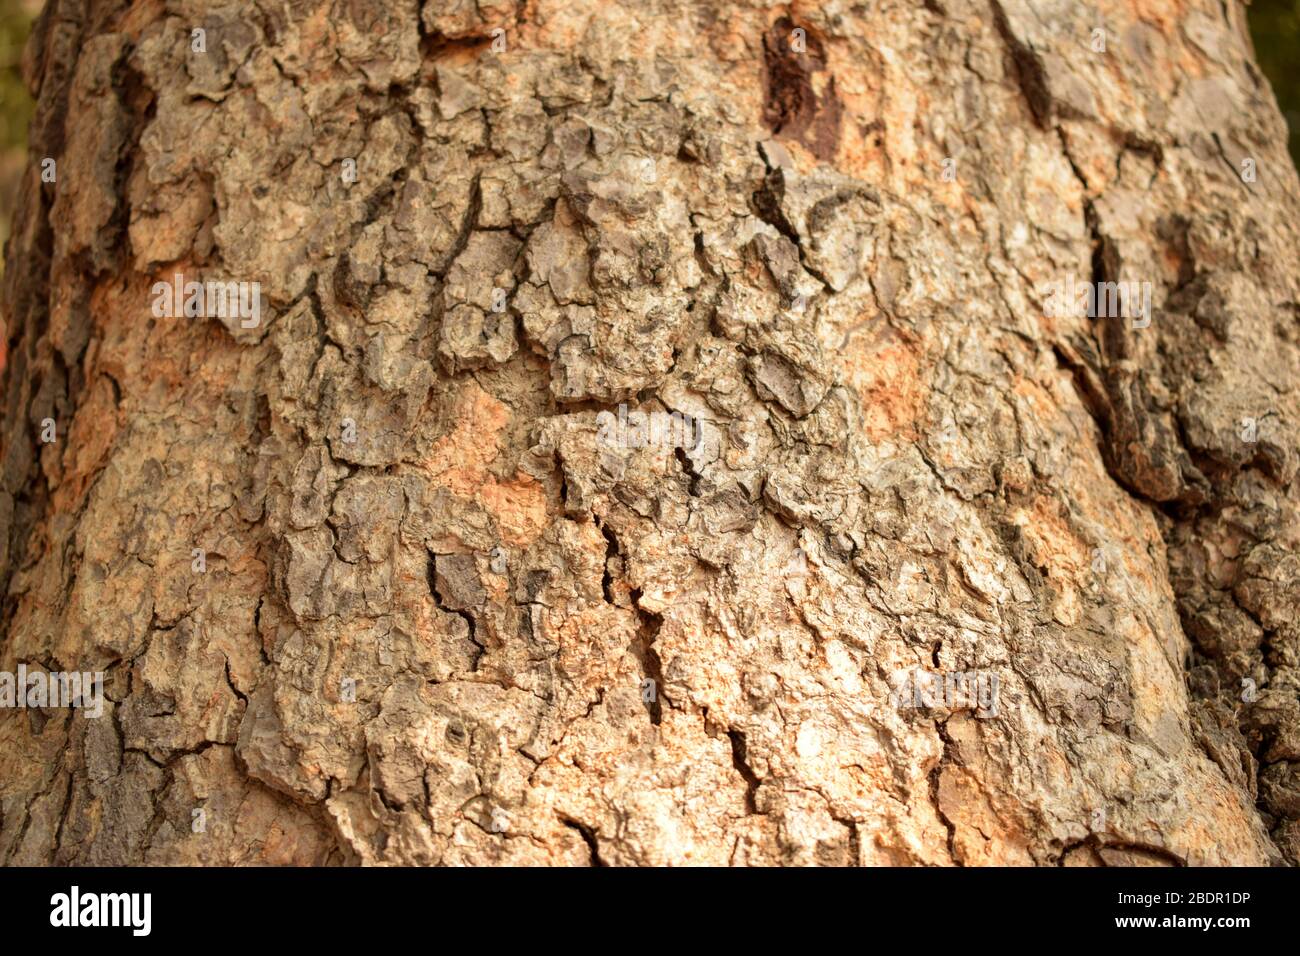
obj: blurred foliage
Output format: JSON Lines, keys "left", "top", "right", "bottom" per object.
{"left": 0, "top": 0, "right": 33, "bottom": 153}
{"left": 0, "top": 0, "right": 35, "bottom": 274}
{"left": 1251, "top": 0, "right": 1300, "bottom": 166}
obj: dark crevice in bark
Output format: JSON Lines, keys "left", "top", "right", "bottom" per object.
{"left": 691, "top": 227, "right": 714, "bottom": 279}
{"left": 1050, "top": 342, "right": 1110, "bottom": 437}
{"left": 139, "top": 769, "right": 174, "bottom": 856}
{"left": 558, "top": 814, "right": 606, "bottom": 866}
{"left": 929, "top": 717, "right": 960, "bottom": 866}
{"left": 751, "top": 165, "right": 802, "bottom": 248}
{"left": 628, "top": 587, "right": 665, "bottom": 725}
{"left": 1057, "top": 836, "right": 1095, "bottom": 864}
{"left": 990, "top": 0, "right": 1052, "bottom": 129}
{"left": 596, "top": 517, "right": 619, "bottom": 605}
{"left": 224, "top": 656, "right": 250, "bottom": 706}
{"left": 49, "top": 770, "right": 74, "bottom": 865}
{"left": 1100, "top": 841, "right": 1188, "bottom": 867}
{"left": 421, "top": 31, "right": 494, "bottom": 63}
{"left": 726, "top": 728, "right": 761, "bottom": 815}
{"left": 750, "top": 161, "right": 834, "bottom": 291}
{"left": 829, "top": 811, "right": 861, "bottom": 865}
{"left": 107, "top": 48, "right": 153, "bottom": 272}
{"left": 674, "top": 445, "right": 702, "bottom": 497}
{"left": 443, "top": 171, "right": 484, "bottom": 279}
{"left": 427, "top": 552, "right": 485, "bottom": 670}
{"left": 597, "top": 517, "right": 691, "bottom": 729}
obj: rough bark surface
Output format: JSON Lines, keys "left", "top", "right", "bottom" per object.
{"left": 1, "top": 0, "right": 1299, "bottom": 866}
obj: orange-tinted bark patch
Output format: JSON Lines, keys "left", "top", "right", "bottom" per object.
{"left": 844, "top": 328, "right": 928, "bottom": 443}
{"left": 416, "top": 381, "right": 548, "bottom": 547}
{"left": 1012, "top": 496, "right": 1091, "bottom": 583}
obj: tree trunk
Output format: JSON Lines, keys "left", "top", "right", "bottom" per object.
{"left": 1, "top": 0, "right": 1298, "bottom": 867}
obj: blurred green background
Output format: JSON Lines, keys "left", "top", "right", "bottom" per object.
{"left": 0, "top": 0, "right": 1296, "bottom": 269}
{"left": 0, "top": 0, "right": 37, "bottom": 265}
{"left": 1251, "top": 0, "right": 1300, "bottom": 161}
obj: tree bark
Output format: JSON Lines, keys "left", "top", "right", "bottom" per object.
{"left": 1, "top": 0, "right": 1298, "bottom": 866}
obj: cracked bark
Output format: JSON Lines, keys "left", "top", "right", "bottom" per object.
{"left": 1, "top": 0, "right": 1299, "bottom": 866}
